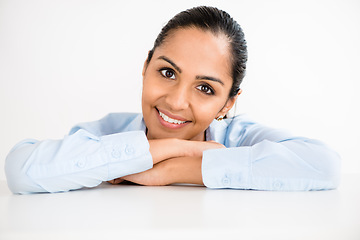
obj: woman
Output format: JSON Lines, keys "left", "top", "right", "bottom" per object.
{"left": 5, "top": 6, "right": 341, "bottom": 194}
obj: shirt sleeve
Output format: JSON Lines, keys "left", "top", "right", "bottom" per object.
{"left": 5, "top": 129, "right": 152, "bottom": 194}
{"left": 202, "top": 119, "right": 341, "bottom": 191}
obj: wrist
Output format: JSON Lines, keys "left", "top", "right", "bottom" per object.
{"left": 166, "top": 156, "right": 204, "bottom": 185}
{"left": 149, "top": 138, "right": 187, "bottom": 164}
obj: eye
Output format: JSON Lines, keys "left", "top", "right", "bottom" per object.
{"left": 160, "top": 68, "right": 176, "bottom": 80}
{"left": 196, "top": 84, "right": 215, "bottom": 95}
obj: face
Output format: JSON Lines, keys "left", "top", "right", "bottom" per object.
{"left": 142, "top": 28, "right": 239, "bottom": 141}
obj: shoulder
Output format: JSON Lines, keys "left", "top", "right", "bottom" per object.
{"left": 208, "top": 114, "right": 256, "bottom": 145}
{"left": 209, "top": 114, "right": 298, "bottom": 147}
{"left": 69, "top": 112, "right": 145, "bottom": 136}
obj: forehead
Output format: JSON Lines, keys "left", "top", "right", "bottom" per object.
{"left": 154, "top": 27, "right": 233, "bottom": 85}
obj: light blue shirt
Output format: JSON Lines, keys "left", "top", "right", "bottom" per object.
{"left": 5, "top": 113, "right": 341, "bottom": 194}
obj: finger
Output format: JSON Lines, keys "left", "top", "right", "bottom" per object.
{"left": 107, "top": 178, "right": 124, "bottom": 185}
{"left": 114, "top": 178, "right": 124, "bottom": 184}
{"left": 107, "top": 180, "right": 116, "bottom": 184}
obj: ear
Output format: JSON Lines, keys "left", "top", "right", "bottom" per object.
{"left": 142, "top": 50, "right": 152, "bottom": 77}
{"left": 142, "top": 58, "right": 148, "bottom": 77}
{"left": 216, "top": 89, "right": 242, "bottom": 118}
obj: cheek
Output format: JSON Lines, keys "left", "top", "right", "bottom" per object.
{"left": 142, "top": 77, "right": 161, "bottom": 106}
{"left": 192, "top": 100, "right": 221, "bottom": 124}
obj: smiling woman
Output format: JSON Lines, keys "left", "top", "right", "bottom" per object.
{"left": 142, "top": 28, "right": 236, "bottom": 141}
{"left": 4, "top": 6, "right": 341, "bottom": 194}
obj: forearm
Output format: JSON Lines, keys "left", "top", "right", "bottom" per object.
{"left": 166, "top": 157, "right": 203, "bottom": 185}
{"left": 116, "top": 139, "right": 225, "bottom": 186}
{"left": 149, "top": 138, "right": 225, "bottom": 164}
{"left": 6, "top": 130, "right": 152, "bottom": 194}
{"left": 202, "top": 139, "right": 341, "bottom": 190}
{"left": 149, "top": 138, "right": 183, "bottom": 164}
{"left": 121, "top": 156, "right": 204, "bottom": 186}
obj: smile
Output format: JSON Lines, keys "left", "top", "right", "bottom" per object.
{"left": 158, "top": 111, "right": 187, "bottom": 124}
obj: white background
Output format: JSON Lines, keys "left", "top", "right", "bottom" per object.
{"left": 0, "top": 0, "right": 359, "bottom": 181}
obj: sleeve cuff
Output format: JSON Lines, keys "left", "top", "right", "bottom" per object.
{"left": 100, "top": 131, "right": 153, "bottom": 180}
{"left": 16, "top": 130, "right": 152, "bottom": 193}
{"left": 202, "top": 147, "right": 251, "bottom": 189}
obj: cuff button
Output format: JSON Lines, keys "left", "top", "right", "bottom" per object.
{"left": 125, "top": 146, "right": 135, "bottom": 155}
{"left": 76, "top": 159, "right": 86, "bottom": 168}
{"left": 273, "top": 181, "right": 283, "bottom": 190}
{"left": 222, "top": 177, "right": 230, "bottom": 186}
{"left": 111, "top": 149, "right": 121, "bottom": 159}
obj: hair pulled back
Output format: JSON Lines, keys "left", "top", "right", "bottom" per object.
{"left": 147, "top": 6, "right": 247, "bottom": 98}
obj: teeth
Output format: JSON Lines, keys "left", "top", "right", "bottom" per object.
{"left": 159, "top": 111, "right": 186, "bottom": 124}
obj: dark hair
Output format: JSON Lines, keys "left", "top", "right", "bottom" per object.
{"left": 147, "top": 6, "right": 247, "bottom": 98}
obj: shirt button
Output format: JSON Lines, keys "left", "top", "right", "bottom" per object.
{"left": 222, "top": 177, "right": 230, "bottom": 186}
{"left": 125, "top": 145, "right": 134, "bottom": 155}
{"left": 273, "top": 180, "right": 283, "bottom": 190}
{"left": 111, "top": 149, "right": 121, "bottom": 159}
{"left": 77, "top": 159, "right": 86, "bottom": 168}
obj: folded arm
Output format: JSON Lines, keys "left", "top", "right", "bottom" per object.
{"left": 5, "top": 130, "right": 153, "bottom": 194}
{"left": 118, "top": 138, "right": 341, "bottom": 191}
{"left": 120, "top": 156, "right": 203, "bottom": 186}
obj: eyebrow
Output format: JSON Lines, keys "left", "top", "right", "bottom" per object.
{"left": 196, "top": 75, "right": 224, "bottom": 85}
{"left": 158, "top": 55, "right": 224, "bottom": 86}
{"left": 158, "top": 56, "right": 182, "bottom": 73}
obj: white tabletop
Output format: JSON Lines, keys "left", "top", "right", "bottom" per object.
{"left": 1, "top": 174, "right": 359, "bottom": 240}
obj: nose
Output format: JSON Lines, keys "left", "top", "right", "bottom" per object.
{"left": 165, "top": 84, "right": 190, "bottom": 111}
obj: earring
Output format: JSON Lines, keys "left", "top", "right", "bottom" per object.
{"left": 216, "top": 116, "right": 224, "bottom": 121}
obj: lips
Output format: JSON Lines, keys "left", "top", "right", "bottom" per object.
{"left": 158, "top": 111, "right": 186, "bottom": 124}
{"left": 156, "top": 108, "right": 190, "bottom": 129}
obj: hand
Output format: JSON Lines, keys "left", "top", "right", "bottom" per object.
{"left": 109, "top": 139, "right": 224, "bottom": 186}
{"left": 149, "top": 138, "right": 225, "bottom": 164}
{"left": 107, "top": 178, "right": 124, "bottom": 185}
{"left": 108, "top": 159, "right": 171, "bottom": 186}
{"left": 184, "top": 140, "right": 225, "bottom": 158}
{"left": 119, "top": 156, "right": 203, "bottom": 186}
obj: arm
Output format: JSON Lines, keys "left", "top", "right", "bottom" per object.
{"left": 121, "top": 156, "right": 203, "bottom": 186}
{"left": 5, "top": 126, "right": 222, "bottom": 194}
{"left": 149, "top": 138, "right": 225, "bottom": 164}
{"left": 112, "top": 140, "right": 225, "bottom": 186}
{"left": 5, "top": 130, "right": 153, "bottom": 194}
{"left": 120, "top": 139, "right": 341, "bottom": 191}
{"left": 119, "top": 118, "right": 341, "bottom": 191}
{"left": 201, "top": 119, "right": 342, "bottom": 191}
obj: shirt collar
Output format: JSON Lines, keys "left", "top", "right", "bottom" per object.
{"left": 132, "top": 113, "right": 147, "bottom": 133}
{"left": 207, "top": 119, "right": 229, "bottom": 144}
